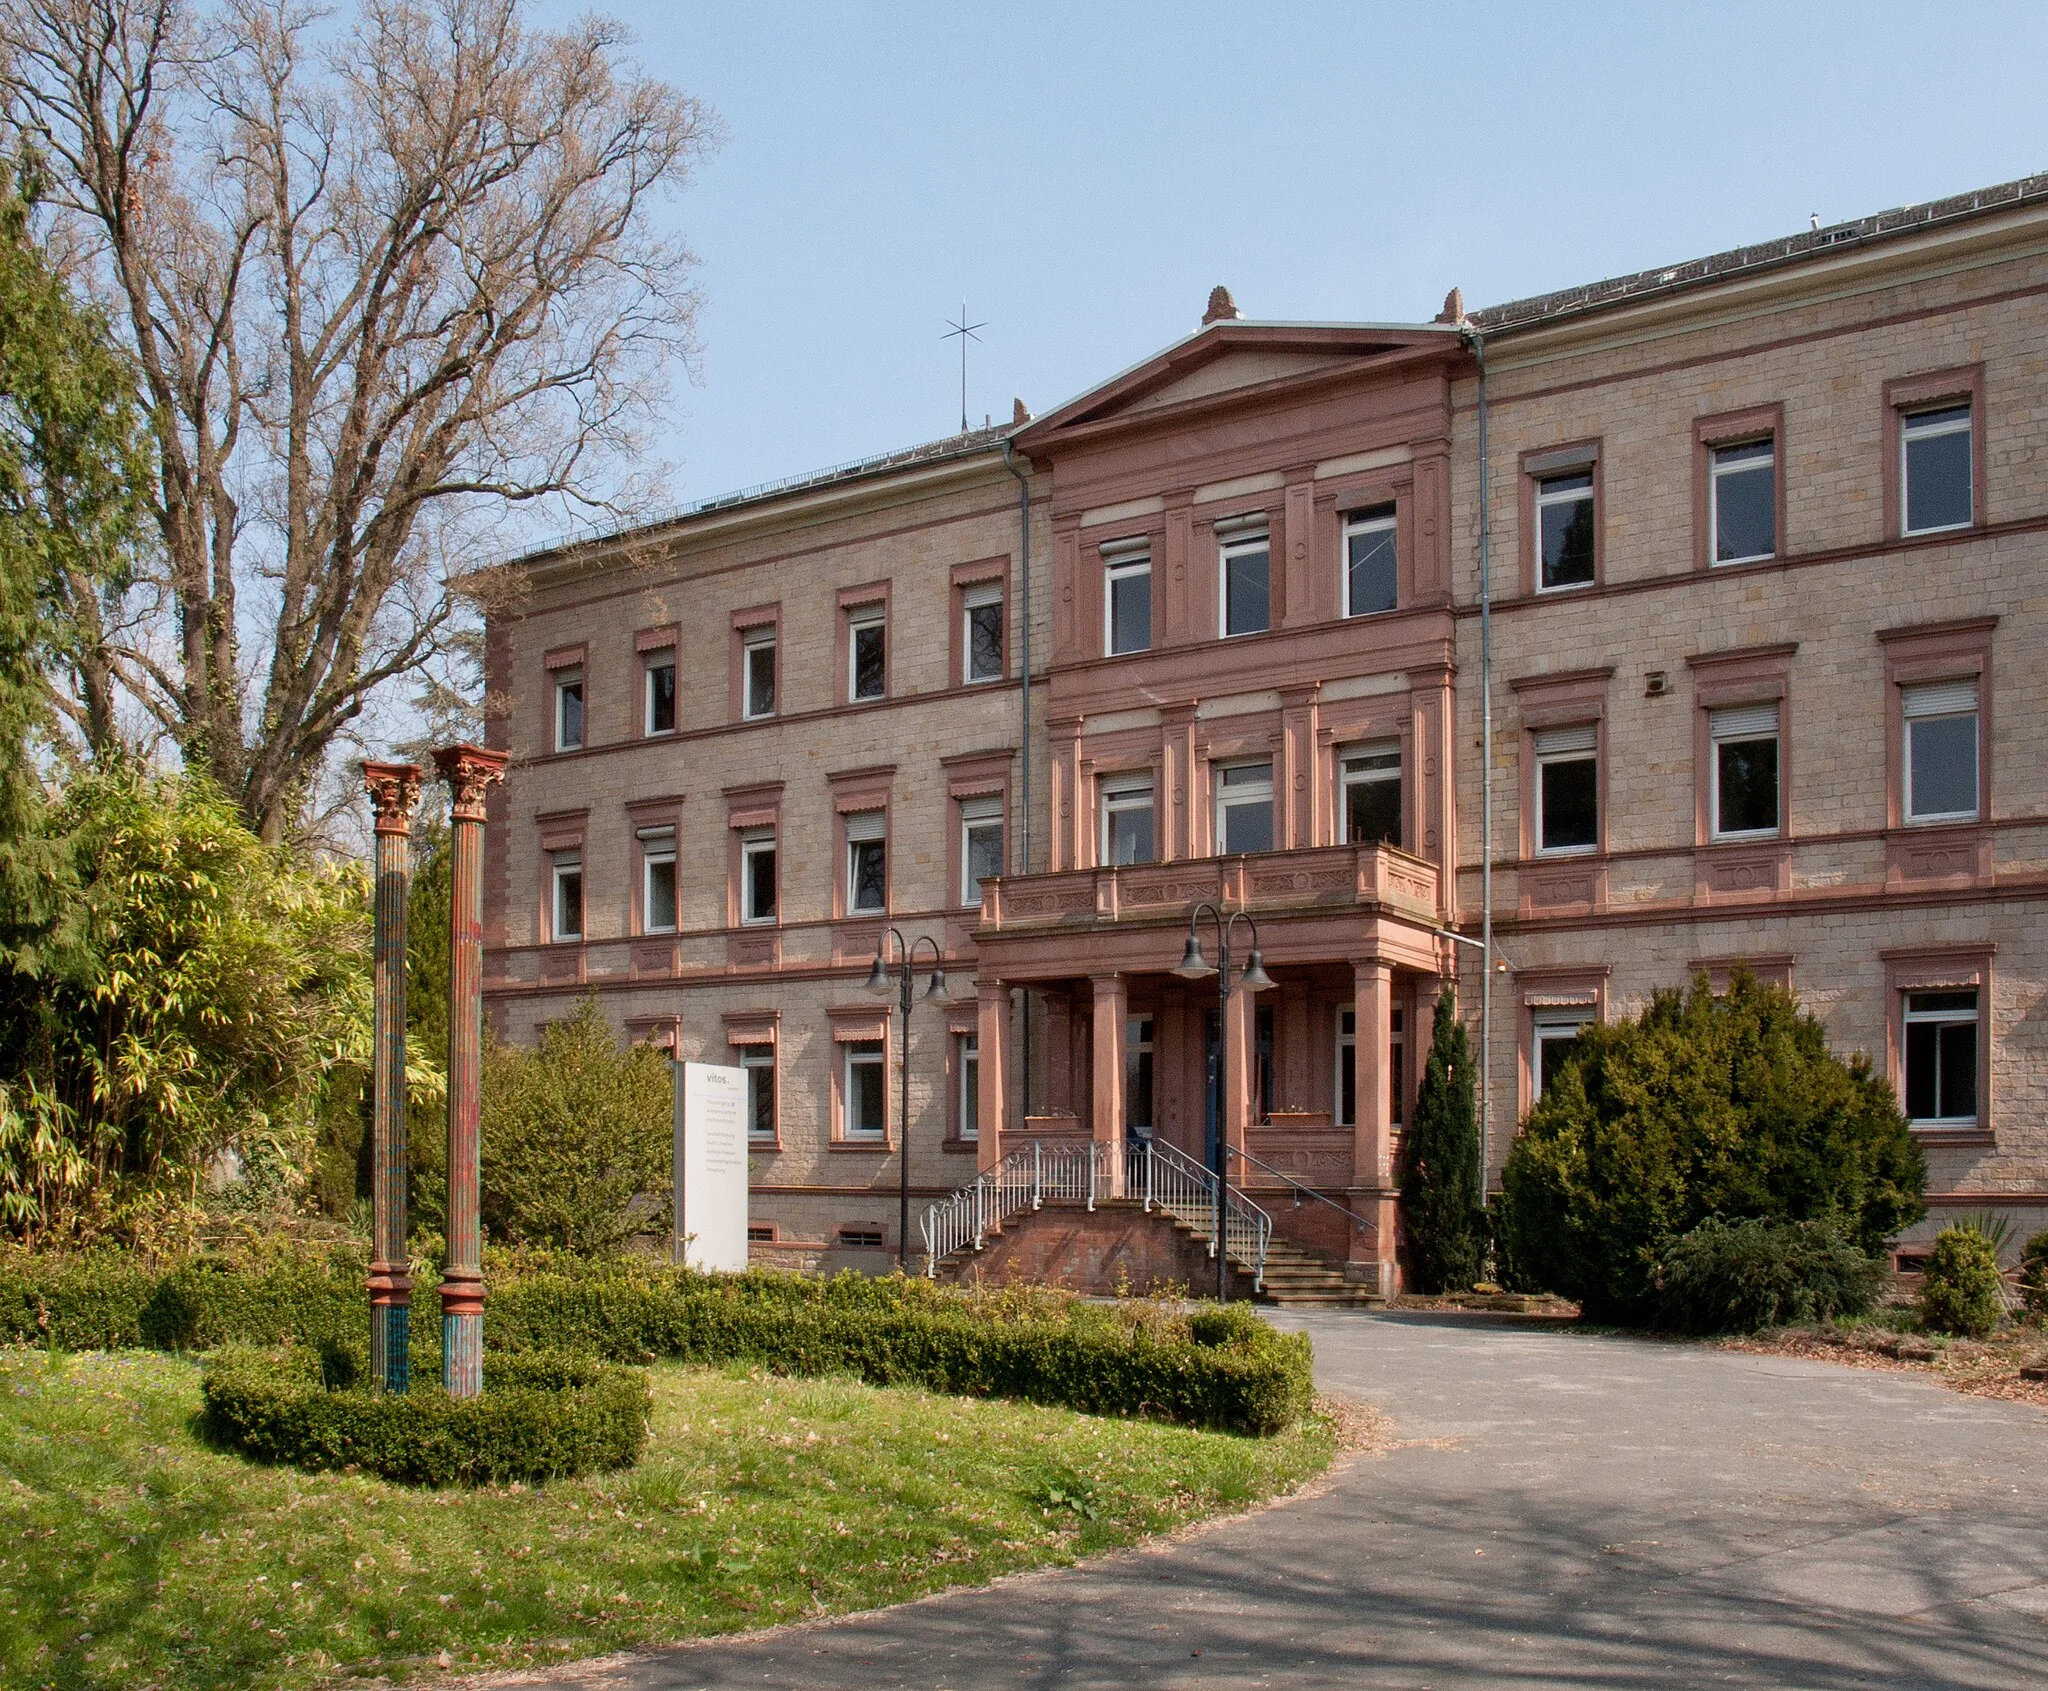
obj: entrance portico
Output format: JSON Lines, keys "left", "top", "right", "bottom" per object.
{"left": 973, "top": 842, "right": 1447, "bottom": 1294}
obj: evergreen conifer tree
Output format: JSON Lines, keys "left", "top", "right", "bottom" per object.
{"left": 1398, "top": 983, "right": 1485, "bottom": 1292}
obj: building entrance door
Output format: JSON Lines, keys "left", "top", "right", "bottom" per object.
{"left": 1203, "top": 1008, "right": 1221, "bottom": 1166}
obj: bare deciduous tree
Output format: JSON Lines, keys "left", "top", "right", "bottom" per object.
{"left": 2, "top": 0, "right": 716, "bottom": 838}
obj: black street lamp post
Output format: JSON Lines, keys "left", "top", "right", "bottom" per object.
{"left": 865, "top": 930, "right": 949, "bottom": 1273}
{"left": 1169, "top": 901, "right": 1274, "bottom": 1302}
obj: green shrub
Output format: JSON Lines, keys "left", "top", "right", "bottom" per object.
{"left": 1918, "top": 1225, "right": 2005, "bottom": 1338}
{"left": 1497, "top": 973, "right": 1925, "bottom": 1322}
{"left": 201, "top": 1344, "right": 650, "bottom": 1486}
{"left": 2018, "top": 1230, "right": 2048, "bottom": 1319}
{"left": 1397, "top": 984, "right": 1485, "bottom": 1293}
{"left": 1651, "top": 1217, "right": 1885, "bottom": 1334}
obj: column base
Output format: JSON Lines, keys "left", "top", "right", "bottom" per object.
{"left": 440, "top": 1269, "right": 484, "bottom": 1398}
{"left": 369, "top": 1262, "right": 412, "bottom": 1393}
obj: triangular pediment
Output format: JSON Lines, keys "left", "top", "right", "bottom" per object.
{"left": 1017, "top": 320, "right": 1460, "bottom": 450}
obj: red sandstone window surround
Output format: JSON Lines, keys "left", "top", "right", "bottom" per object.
{"left": 635, "top": 624, "right": 679, "bottom": 737}
{"left": 1882, "top": 365, "right": 1984, "bottom": 540}
{"left": 835, "top": 581, "right": 891, "bottom": 705}
{"left": 945, "top": 1002, "right": 981, "bottom": 1146}
{"left": 542, "top": 643, "right": 586, "bottom": 754}
{"left": 943, "top": 748, "right": 1013, "bottom": 910}
{"left": 722, "top": 782, "right": 783, "bottom": 929}
{"left": 623, "top": 1015, "right": 679, "bottom": 1055}
{"left": 827, "top": 1005, "right": 893, "bottom": 1148}
{"left": 1516, "top": 965, "right": 1609, "bottom": 1117}
{"left": 724, "top": 1010, "right": 781, "bottom": 1148}
{"left": 1686, "top": 643, "right": 1796, "bottom": 851}
{"left": 1518, "top": 440, "right": 1603, "bottom": 595}
{"left": 950, "top": 557, "right": 1010, "bottom": 688}
{"left": 1883, "top": 944, "right": 1994, "bottom": 1145}
{"left": 1692, "top": 404, "right": 1784, "bottom": 571}
{"left": 536, "top": 808, "right": 588, "bottom": 944}
{"left": 828, "top": 765, "right": 895, "bottom": 920}
{"left": 625, "top": 795, "right": 684, "bottom": 936}
{"left": 1876, "top": 618, "right": 1996, "bottom": 836}
{"left": 729, "top": 604, "right": 780, "bottom": 723}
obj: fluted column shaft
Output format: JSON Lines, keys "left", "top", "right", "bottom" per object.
{"left": 364, "top": 762, "right": 422, "bottom": 1393}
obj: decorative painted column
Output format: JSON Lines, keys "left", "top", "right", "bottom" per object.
{"left": 432, "top": 743, "right": 507, "bottom": 1398}
{"left": 363, "top": 761, "right": 423, "bottom": 1393}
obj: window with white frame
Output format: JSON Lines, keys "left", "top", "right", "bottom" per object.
{"left": 1104, "top": 541, "right": 1152, "bottom": 656}
{"left": 740, "top": 828, "right": 777, "bottom": 924}
{"left": 1903, "top": 989, "right": 1977, "bottom": 1126}
{"left": 843, "top": 1040, "right": 886, "bottom": 1138}
{"left": 1903, "top": 679, "right": 1979, "bottom": 823}
{"left": 1126, "top": 1016, "right": 1154, "bottom": 1139}
{"left": 1709, "top": 704, "right": 1780, "bottom": 839}
{"left": 554, "top": 667, "right": 584, "bottom": 752}
{"left": 1536, "top": 470, "right": 1596, "bottom": 589}
{"left": 848, "top": 607, "right": 886, "bottom": 702}
{"left": 1336, "top": 1008, "right": 1356, "bottom": 1127}
{"left": 644, "top": 650, "right": 676, "bottom": 735}
{"left": 963, "top": 582, "right": 1004, "bottom": 683}
{"left": 955, "top": 1030, "right": 980, "bottom": 1141}
{"left": 639, "top": 826, "right": 677, "bottom": 932}
{"left": 1711, "top": 439, "right": 1776, "bottom": 564}
{"left": 1389, "top": 1007, "right": 1405, "bottom": 1128}
{"left": 1533, "top": 1010, "right": 1592, "bottom": 1098}
{"left": 1100, "top": 775, "right": 1156, "bottom": 866}
{"left": 1219, "top": 521, "right": 1271, "bottom": 637}
{"left": 845, "top": 809, "right": 887, "bottom": 914}
{"left": 1533, "top": 725, "right": 1599, "bottom": 854}
{"left": 959, "top": 795, "right": 1004, "bottom": 907}
{"left": 1340, "top": 744, "right": 1403, "bottom": 847}
{"left": 1215, "top": 760, "right": 1274, "bottom": 855}
{"left": 1343, "top": 504, "right": 1398, "bottom": 616}
{"left": 742, "top": 627, "right": 776, "bottom": 719}
{"left": 550, "top": 849, "right": 583, "bottom": 941}
{"left": 1902, "top": 404, "right": 1972, "bottom": 535}
{"left": 740, "top": 1044, "right": 777, "bottom": 1140}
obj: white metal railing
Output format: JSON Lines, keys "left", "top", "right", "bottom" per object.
{"left": 922, "top": 1138, "right": 1270, "bottom": 1291}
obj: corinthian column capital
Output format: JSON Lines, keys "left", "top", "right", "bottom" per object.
{"left": 363, "top": 760, "right": 425, "bottom": 835}
{"left": 431, "top": 743, "right": 509, "bottom": 821}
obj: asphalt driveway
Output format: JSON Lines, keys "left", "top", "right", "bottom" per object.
{"left": 507, "top": 1311, "right": 2048, "bottom": 1690}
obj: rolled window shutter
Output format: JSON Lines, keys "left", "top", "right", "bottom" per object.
{"left": 1532, "top": 724, "right": 1598, "bottom": 757}
{"left": 844, "top": 809, "right": 886, "bottom": 843}
{"left": 1902, "top": 679, "right": 1978, "bottom": 719}
{"left": 958, "top": 794, "right": 1002, "bottom": 823}
{"left": 1709, "top": 703, "right": 1779, "bottom": 740}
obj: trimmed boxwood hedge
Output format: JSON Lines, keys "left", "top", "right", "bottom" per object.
{"left": 201, "top": 1345, "right": 651, "bottom": 1485}
{"left": 5, "top": 1252, "right": 1314, "bottom": 1436}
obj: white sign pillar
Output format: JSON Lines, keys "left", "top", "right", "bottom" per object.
{"left": 674, "top": 1060, "right": 750, "bottom": 1272}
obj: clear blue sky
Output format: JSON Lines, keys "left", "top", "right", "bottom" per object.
{"left": 538, "top": 0, "right": 2048, "bottom": 511}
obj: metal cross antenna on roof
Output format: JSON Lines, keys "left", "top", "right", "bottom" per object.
{"left": 942, "top": 303, "right": 985, "bottom": 435}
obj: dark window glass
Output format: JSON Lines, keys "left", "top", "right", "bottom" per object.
{"left": 1903, "top": 406, "right": 1972, "bottom": 533}
{"left": 852, "top": 621, "right": 885, "bottom": 700}
{"left": 848, "top": 1042, "right": 885, "bottom": 1135}
{"left": 1338, "top": 1016, "right": 1356, "bottom": 1127}
{"left": 1126, "top": 1017, "right": 1153, "bottom": 1134}
{"left": 744, "top": 844, "right": 776, "bottom": 922}
{"left": 964, "top": 820, "right": 1003, "bottom": 904}
{"left": 968, "top": 601, "right": 1004, "bottom": 681}
{"left": 1345, "top": 507, "right": 1398, "bottom": 615}
{"left": 1391, "top": 1016, "right": 1405, "bottom": 1127}
{"left": 1907, "top": 714, "right": 1978, "bottom": 819}
{"left": 1712, "top": 441, "right": 1776, "bottom": 563}
{"left": 1223, "top": 540, "right": 1270, "bottom": 636}
{"left": 1715, "top": 737, "right": 1779, "bottom": 835}
{"left": 553, "top": 859, "right": 582, "bottom": 939}
{"left": 1104, "top": 788, "right": 1155, "bottom": 866}
{"left": 645, "top": 853, "right": 677, "bottom": 931}
{"left": 1538, "top": 1027, "right": 1584, "bottom": 1096}
{"left": 647, "top": 660, "right": 676, "bottom": 733}
{"left": 1905, "top": 990, "right": 1978, "bottom": 1122}
{"left": 959, "top": 1036, "right": 979, "bottom": 1139}
{"left": 1344, "top": 759, "right": 1403, "bottom": 847}
{"left": 745, "top": 1055, "right": 776, "bottom": 1139}
{"left": 557, "top": 678, "right": 584, "bottom": 750}
{"left": 1109, "top": 563, "right": 1151, "bottom": 655}
{"left": 1254, "top": 1004, "right": 1275, "bottom": 1123}
{"left": 1538, "top": 472, "right": 1596, "bottom": 589}
{"left": 850, "top": 839, "right": 886, "bottom": 913}
{"left": 1218, "top": 763, "right": 1274, "bottom": 855}
{"left": 744, "top": 640, "right": 775, "bottom": 717}
{"left": 1539, "top": 756, "right": 1599, "bottom": 851}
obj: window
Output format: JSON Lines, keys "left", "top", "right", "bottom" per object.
{"left": 963, "top": 582, "right": 1004, "bottom": 683}
{"left": 1533, "top": 1011, "right": 1591, "bottom": 1098}
{"left": 550, "top": 849, "right": 583, "bottom": 941}
{"left": 959, "top": 795, "right": 1003, "bottom": 907}
{"left": 838, "top": 1225, "right": 885, "bottom": 1249}
{"left": 746, "top": 1223, "right": 775, "bottom": 1243}
{"left": 1904, "top": 990, "right": 1977, "bottom": 1125}
{"left": 1902, "top": 404, "right": 1972, "bottom": 535}
{"left": 740, "top": 828, "right": 777, "bottom": 924}
{"left": 843, "top": 1040, "right": 886, "bottom": 1138}
{"left": 1100, "top": 776, "right": 1156, "bottom": 866}
{"left": 1535, "top": 471, "right": 1596, "bottom": 590}
{"left": 1709, "top": 704, "right": 1780, "bottom": 838}
{"left": 554, "top": 668, "right": 584, "bottom": 752}
{"left": 1215, "top": 760, "right": 1274, "bottom": 856}
{"left": 845, "top": 809, "right": 887, "bottom": 914}
{"left": 1340, "top": 745, "right": 1402, "bottom": 847}
{"left": 848, "top": 607, "right": 886, "bottom": 702}
{"left": 1336, "top": 1008, "right": 1356, "bottom": 1127}
{"left": 640, "top": 827, "right": 677, "bottom": 932}
{"left": 1104, "top": 543, "right": 1151, "bottom": 656}
{"left": 1711, "top": 439, "right": 1775, "bottom": 564}
{"left": 1389, "top": 1007, "right": 1405, "bottom": 1129}
{"left": 1253, "top": 1003, "right": 1275, "bottom": 1122}
{"left": 1532, "top": 725, "right": 1598, "bottom": 854}
{"left": 741, "top": 1044, "right": 776, "bottom": 1141}
{"left": 1219, "top": 523, "right": 1271, "bottom": 637}
{"left": 955, "top": 1031, "right": 980, "bottom": 1141}
{"left": 742, "top": 628, "right": 776, "bottom": 719}
{"left": 1903, "top": 680, "right": 1979, "bottom": 823}
{"left": 644, "top": 652, "right": 676, "bottom": 735}
{"left": 1126, "top": 1016, "right": 1153, "bottom": 1139}
{"left": 1343, "top": 504, "right": 1398, "bottom": 616}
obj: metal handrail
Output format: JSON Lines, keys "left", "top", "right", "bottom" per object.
{"left": 1224, "top": 1142, "right": 1367, "bottom": 1232}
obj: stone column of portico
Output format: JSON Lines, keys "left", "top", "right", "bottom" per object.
{"left": 1089, "top": 974, "right": 1127, "bottom": 1196}
{"left": 1223, "top": 969, "right": 1255, "bottom": 1184}
{"left": 363, "top": 760, "right": 422, "bottom": 1394}
{"left": 1350, "top": 957, "right": 1399, "bottom": 1296}
{"left": 1279, "top": 684, "right": 1320, "bottom": 849}
{"left": 976, "top": 976, "right": 1009, "bottom": 1174}
{"left": 432, "top": 743, "right": 506, "bottom": 1399}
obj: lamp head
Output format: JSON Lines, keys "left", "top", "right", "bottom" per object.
{"left": 922, "top": 968, "right": 950, "bottom": 1004}
{"left": 1238, "top": 948, "right": 1275, "bottom": 994}
{"left": 862, "top": 953, "right": 893, "bottom": 997}
{"left": 1171, "top": 933, "right": 1216, "bottom": 980}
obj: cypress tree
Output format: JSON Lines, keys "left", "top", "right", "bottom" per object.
{"left": 1398, "top": 983, "right": 1485, "bottom": 1293}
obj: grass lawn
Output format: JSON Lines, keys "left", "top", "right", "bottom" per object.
{"left": 2, "top": 1348, "right": 1335, "bottom": 1690}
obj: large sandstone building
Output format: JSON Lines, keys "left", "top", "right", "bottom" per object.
{"left": 482, "top": 176, "right": 2048, "bottom": 1294}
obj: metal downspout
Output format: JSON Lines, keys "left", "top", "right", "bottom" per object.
{"left": 1003, "top": 440, "right": 1033, "bottom": 1126}
{"left": 1463, "top": 327, "right": 1495, "bottom": 1212}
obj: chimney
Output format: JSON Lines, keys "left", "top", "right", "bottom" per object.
{"left": 1435, "top": 286, "right": 1466, "bottom": 325}
{"left": 1202, "top": 285, "right": 1242, "bottom": 326}
{"left": 1012, "top": 397, "right": 1032, "bottom": 426}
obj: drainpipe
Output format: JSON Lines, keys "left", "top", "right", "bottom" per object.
{"left": 1461, "top": 324, "right": 1496, "bottom": 1215}
{"left": 1003, "top": 439, "right": 1033, "bottom": 1123}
